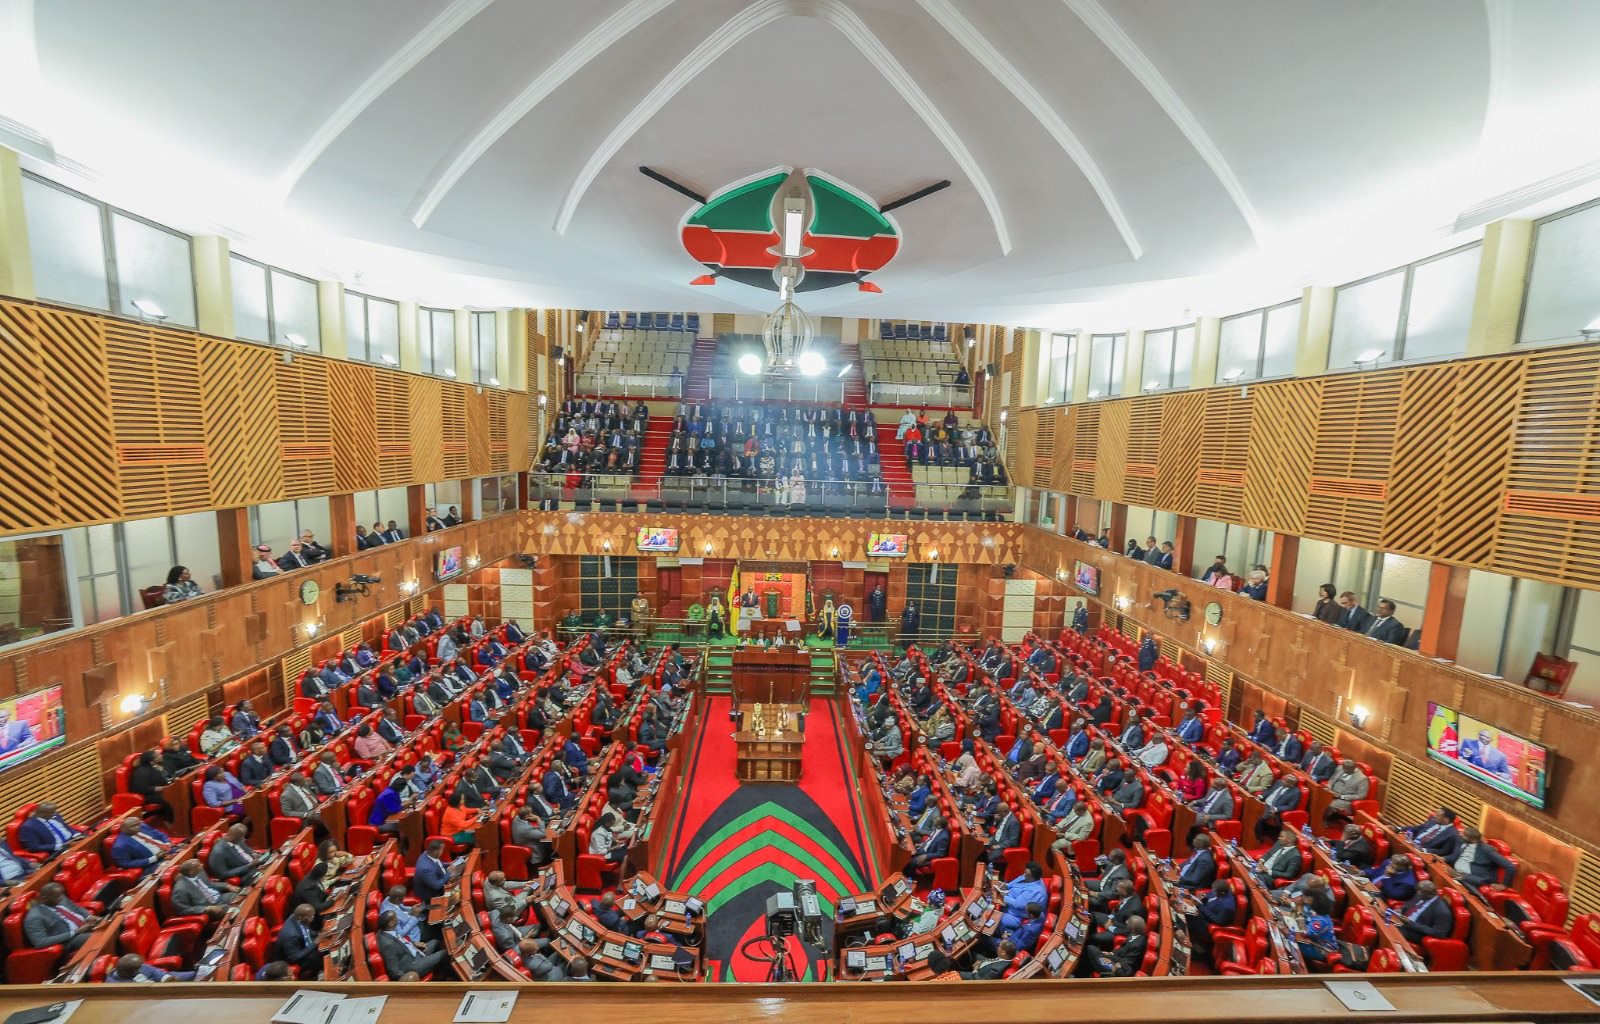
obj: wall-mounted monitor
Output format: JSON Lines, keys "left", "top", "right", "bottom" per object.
{"left": 635, "top": 527, "right": 680, "bottom": 553}
{"left": 0, "top": 685, "right": 66, "bottom": 774}
{"left": 435, "top": 545, "right": 464, "bottom": 581}
{"left": 1073, "top": 560, "right": 1100, "bottom": 595}
{"left": 1426, "top": 701, "right": 1550, "bottom": 810}
{"left": 867, "top": 533, "right": 908, "bottom": 557}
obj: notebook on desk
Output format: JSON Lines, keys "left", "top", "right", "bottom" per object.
{"left": 662, "top": 899, "right": 686, "bottom": 915}
{"left": 649, "top": 954, "right": 679, "bottom": 972}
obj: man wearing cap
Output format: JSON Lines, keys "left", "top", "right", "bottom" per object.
{"left": 252, "top": 545, "right": 282, "bottom": 579}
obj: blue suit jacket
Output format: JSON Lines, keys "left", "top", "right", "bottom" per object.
{"left": 110, "top": 833, "right": 159, "bottom": 871}
{"left": 543, "top": 769, "right": 573, "bottom": 808}
{"left": 18, "top": 817, "right": 79, "bottom": 854}
{"left": 1066, "top": 731, "right": 1090, "bottom": 759}
{"left": 1178, "top": 849, "right": 1217, "bottom": 889}
{"left": 1007, "top": 915, "right": 1044, "bottom": 952}
{"left": 413, "top": 854, "right": 448, "bottom": 901}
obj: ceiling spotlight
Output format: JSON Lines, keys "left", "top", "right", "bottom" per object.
{"left": 538, "top": 394, "right": 548, "bottom": 406}
{"left": 131, "top": 298, "right": 166, "bottom": 320}
{"left": 798, "top": 351, "right": 825, "bottom": 376}
{"left": 738, "top": 353, "right": 763, "bottom": 376}
{"left": 284, "top": 333, "right": 308, "bottom": 348}
{"left": 118, "top": 693, "right": 153, "bottom": 715}
{"left": 1220, "top": 367, "right": 1245, "bottom": 382}
{"left": 1354, "top": 348, "right": 1386, "bottom": 366}
{"left": 999, "top": 410, "right": 1008, "bottom": 423}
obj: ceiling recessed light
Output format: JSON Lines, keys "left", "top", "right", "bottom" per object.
{"left": 738, "top": 353, "right": 763, "bottom": 376}
{"left": 131, "top": 298, "right": 166, "bottom": 319}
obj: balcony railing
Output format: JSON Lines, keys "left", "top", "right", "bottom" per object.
{"left": 707, "top": 376, "right": 845, "bottom": 404}
{"left": 572, "top": 370, "right": 683, "bottom": 399}
{"left": 868, "top": 380, "right": 974, "bottom": 408}
{"left": 526, "top": 472, "right": 1014, "bottom": 519}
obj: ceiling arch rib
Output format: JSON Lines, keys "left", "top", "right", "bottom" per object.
{"left": 274, "top": 0, "right": 498, "bottom": 203}
{"left": 915, "top": 0, "right": 1140, "bottom": 261}
{"left": 552, "top": 0, "right": 1014, "bottom": 256}
{"left": 1060, "top": 0, "right": 1264, "bottom": 245}
{"left": 407, "top": 0, "right": 678, "bottom": 228}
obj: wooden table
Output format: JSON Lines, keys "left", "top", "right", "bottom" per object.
{"left": 732, "top": 648, "right": 811, "bottom": 705}
{"left": 735, "top": 709, "right": 805, "bottom": 783}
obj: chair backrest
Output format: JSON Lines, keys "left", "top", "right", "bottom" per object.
{"left": 1524, "top": 872, "right": 1569, "bottom": 925}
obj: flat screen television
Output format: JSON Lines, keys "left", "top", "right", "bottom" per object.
{"left": 0, "top": 685, "right": 66, "bottom": 773}
{"left": 1426, "top": 701, "right": 1550, "bottom": 809}
{"left": 867, "top": 533, "right": 908, "bottom": 557}
{"left": 1073, "top": 560, "right": 1100, "bottom": 595}
{"left": 435, "top": 545, "right": 464, "bottom": 581}
{"left": 635, "top": 527, "right": 680, "bottom": 553}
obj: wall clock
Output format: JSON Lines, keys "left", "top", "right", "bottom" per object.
{"left": 1204, "top": 601, "right": 1223, "bottom": 626}
{"left": 299, "top": 579, "right": 321, "bottom": 606}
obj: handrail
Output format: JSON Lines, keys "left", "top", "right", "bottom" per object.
{"left": 572, "top": 370, "right": 683, "bottom": 399}
{"left": 707, "top": 376, "right": 845, "bottom": 404}
{"left": 869, "top": 380, "right": 974, "bottom": 408}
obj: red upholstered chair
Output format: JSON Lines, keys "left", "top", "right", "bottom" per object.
{"left": 1215, "top": 917, "right": 1270, "bottom": 974}
{"left": 928, "top": 857, "right": 959, "bottom": 894}
{"left": 575, "top": 853, "right": 609, "bottom": 894}
{"left": 363, "top": 932, "right": 390, "bottom": 980}
{"left": 240, "top": 917, "right": 272, "bottom": 971}
{"left": 230, "top": 964, "right": 255, "bottom": 980}
{"left": 88, "top": 953, "right": 118, "bottom": 982}
{"left": 2, "top": 893, "right": 63, "bottom": 983}
{"left": 118, "top": 906, "right": 201, "bottom": 968}
{"left": 55, "top": 850, "right": 116, "bottom": 911}
{"left": 1366, "top": 948, "right": 1401, "bottom": 973}
{"left": 260, "top": 874, "right": 293, "bottom": 927}
{"left": 1420, "top": 889, "right": 1472, "bottom": 971}
{"left": 1494, "top": 871, "right": 1569, "bottom": 940}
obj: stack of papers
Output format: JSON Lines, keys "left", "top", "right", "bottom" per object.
{"left": 273, "top": 992, "right": 387, "bottom": 1024}
{"left": 454, "top": 993, "right": 517, "bottom": 1024}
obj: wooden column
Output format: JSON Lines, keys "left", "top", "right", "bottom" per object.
{"left": 1265, "top": 534, "right": 1299, "bottom": 609}
{"left": 459, "top": 479, "right": 477, "bottom": 523}
{"left": 1107, "top": 503, "right": 1128, "bottom": 554}
{"left": 1172, "top": 515, "right": 1198, "bottom": 577}
{"left": 1061, "top": 494, "right": 1078, "bottom": 535}
{"left": 329, "top": 494, "right": 357, "bottom": 558}
{"left": 406, "top": 485, "right": 427, "bottom": 540}
{"left": 1419, "top": 562, "right": 1472, "bottom": 661}
{"left": 516, "top": 471, "right": 531, "bottom": 512}
{"left": 216, "top": 508, "right": 253, "bottom": 590}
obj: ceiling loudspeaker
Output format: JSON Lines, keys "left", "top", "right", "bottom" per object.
{"left": 985, "top": 363, "right": 998, "bottom": 377}
{"left": 1002, "top": 563, "right": 1017, "bottom": 578}
{"left": 551, "top": 345, "right": 565, "bottom": 362}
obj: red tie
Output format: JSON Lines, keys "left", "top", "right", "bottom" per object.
{"left": 55, "top": 904, "right": 85, "bottom": 928}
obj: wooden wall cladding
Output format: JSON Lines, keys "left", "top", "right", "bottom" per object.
{"left": 0, "top": 515, "right": 520, "bottom": 820}
{"left": 521, "top": 511, "right": 1024, "bottom": 566}
{"left": 1014, "top": 526, "right": 1600, "bottom": 856}
{"left": 0, "top": 297, "right": 527, "bottom": 537}
{"left": 1012, "top": 342, "right": 1600, "bottom": 592}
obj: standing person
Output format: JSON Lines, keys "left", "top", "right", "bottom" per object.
{"left": 900, "top": 601, "right": 920, "bottom": 647}
{"left": 867, "top": 582, "right": 887, "bottom": 623}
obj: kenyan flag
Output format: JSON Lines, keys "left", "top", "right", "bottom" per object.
{"left": 678, "top": 167, "right": 900, "bottom": 294}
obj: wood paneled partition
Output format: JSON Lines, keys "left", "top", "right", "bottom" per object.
{"left": 1008, "top": 341, "right": 1600, "bottom": 592}
{"left": 0, "top": 297, "right": 529, "bottom": 537}
{"left": 1013, "top": 526, "right": 1600, "bottom": 856}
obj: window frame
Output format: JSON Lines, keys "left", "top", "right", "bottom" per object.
{"left": 21, "top": 171, "right": 197, "bottom": 326}
{"left": 1331, "top": 240, "right": 1480, "bottom": 370}
{"left": 471, "top": 310, "right": 498, "bottom": 385}
{"left": 1139, "top": 324, "right": 1194, "bottom": 393}
{"left": 1518, "top": 195, "right": 1600, "bottom": 348}
{"left": 1086, "top": 333, "right": 1125, "bottom": 400}
{"left": 419, "top": 306, "right": 458, "bottom": 378}
{"left": 231, "top": 253, "right": 321, "bottom": 350}
{"left": 1044, "top": 331, "right": 1076, "bottom": 406}
{"left": 1217, "top": 298, "right": 1301, "bottom": 384}
{"left": 346, "top": 291, "right": 400, "bottom": 367}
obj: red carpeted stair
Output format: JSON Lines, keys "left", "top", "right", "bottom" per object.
{"left": 837, "top": 338, "right": 869, "bottom": 408}
{"left": 634, "top": 413, "right": 676, "bottom": 501}
{"left": 684, "top": 336, "right": 718, "bottom": 401}
{"left": 875, "top": 423, "right": 916, "bottom": 510}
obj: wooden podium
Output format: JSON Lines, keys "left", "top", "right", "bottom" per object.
{"left": 734, "top": 703, "right": 804, "bottom": 783}
{"left": 731, "top": 646, "right": 811, "bottom": 705}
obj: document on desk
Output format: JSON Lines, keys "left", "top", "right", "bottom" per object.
{"left": 1323, "top": 981, "right": 1395, "bottom": 1012}
{"left": 272, "top": 992, "right": 348, "bottom": 1024}
{"left": 455, "top": 992, "right": 518, "bottom": 1023}
{"left": 327, "top": 997, "right": 387, "bottom": 1024}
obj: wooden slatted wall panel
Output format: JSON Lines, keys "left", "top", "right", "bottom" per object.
{"left": 1383, "top": 359, "right": 1521, "bottom": 562}
{"left": 1095, "top": 401, "right": 1129, "bottom": 500}
{"left": 0, "top": 743, "right": 103, "bottom": 824}
{"left": 439, "top": 379, "right": 468, "bottom": 479}
{"left": 1384, "top": 757, "right": 1483, "bottom": 830}
{"left": 1305, "top": 374, "right": 1401, "bottom": 544}
{"left": 1154, "top": 391, "right": 1204, "bottom": 512}
{"left": 1193, "top": 388, "right": 1252, "bottom": 522}
{"left": 1493, "top": 346, "right": 1600, "bottom": 585}
{"left": 0, "top": 303, "right": 122, "bottom": 529}
{"left": 375, "top": 372, "right": 412, "bottom": 486}
{"left": 409, "top": 377, "right": 444, "bottom": 484}
{"left": 275, "top": 357, "right": 336, "bottom": 499}
{"left": 1570, "top": 854, "right": 1600, "bottom": 923}
{"left": 1122, "top": 396, "right": 1162, "bottom": 507}
{"left": 1242, "top": 379, "right": 1319, "bottom": 535}
{"left": 487, "top": 391, "right": 510, "bottom": 473}
{"left": 1069, "top": 406, "right": 1099, "bottom": 495}
{"left": 1029, "top": 410, "right": 1055, "bottom": 490}
{"left": 202, "top": 341, "right": 283, "bottom": 507}
{"left": 507, "top": 393, "right": 530, "bottom": 471}
{"left": 329, "top": 361, "right": 380, "bottom": 492}
{"left": 106, "top": 323, "right": 210, "bottom": 516}
{"left": 280, "top": 647, "right": 312, "bottom": 709}
{"left": 1009, "top": 410, "right": 1037, "bottom": 491}
{"left": 1205, "top": 661, "right": 1234, "bottom": 717}
{"left": 1298, "top": 707, "right": 1336, "bottom": 748}
{"left": 467, "top": 389, "right": 491, "bottom": 476}
{"left": 164, "top": 692, "right": 210, "bottom": 740}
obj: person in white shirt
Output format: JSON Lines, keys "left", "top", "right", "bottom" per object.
{"left": 588, "top": 814, "right": 634, "bottom": 864}
{"left": 1135, "top": 737, "right": 1169, "bottom": 768}
{"left": 250, "top": 545, "right": 281, "bottom": 580}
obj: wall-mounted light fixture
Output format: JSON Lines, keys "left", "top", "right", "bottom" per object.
{"left": 602, "top": 539, "right": 612, "bottom": 552}
{"left": 118, "top": 693, "right": 154, "bottom": 716}
{"left": 703, "top": 542, "right": 713, "bottom": 555}
{"left": 1114, "top": 595, "right": 1131, "bottom": 612}
{"left": 304, "top": 619, "right": 323, "bottom": 639}
{"left": 1200, "top": 636, "right": 1216, "bottom": 654}
{"left": 927, "top": 549, "right": 940, "bottom": 561}
{"left": 466, "top": 555, "right": 481, "bottom": 569}
{"left": 830, "top": 547, "right": 840, "bottom": 559}
{"left": 399, "top": 579, "right": 419, "bottom": 597}
{"left": 1349, "top": 705, "right": 1370, "bottom": 729}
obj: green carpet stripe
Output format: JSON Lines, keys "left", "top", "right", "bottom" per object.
{"left": 699, "top": 860, "right": 842, "bottom": 918}
{"left": 672, "top": 801, "right": 866, "bottom": 891}
{"left": 687, "top": 835, "right": 855, "bottom": 911}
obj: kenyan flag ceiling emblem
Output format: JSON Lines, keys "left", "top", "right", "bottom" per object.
{"left": 680, "top": 167, "right": 900, "bottom": 294}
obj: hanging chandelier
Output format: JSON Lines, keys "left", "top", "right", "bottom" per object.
{"left": 761, "top": 299, "right": 817, "bottom": 375}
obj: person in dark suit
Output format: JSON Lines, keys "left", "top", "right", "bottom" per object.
{"left": 1365, "top": 856, "right": 1419, "bottom": 902}
{"left": 267, "top": 725, "right": 300, "bottom": 767}
{"left": 276, "top": 904, "right": 322, "bottom": 979}
{"left": 127, "top": 750, "right": 175, "bottom": 822}
{"left": 1450, "top": 828, "right": 1517, "bottom": 889}
{"left": 985, "top": 805, "right": 1021, "bottom": 865}
{"left": 1409, "top": 809, "right": 1463, "bottom": 860}
{"left": 1330, "top": 824, "right": 1375, "bottom": 871}
{"left": 1149, "top": 542, "right": 1175, "bottom": 570}
{"left": 1363, "top": 599, "right": 1408, "bottom": 645}
{"left": 1335, "top": 592, "right": 1375, "bottom": 633}
{"left": 377, "top": 910, "right": 445, "bottom": 978}
{"left": 17, "top": 803, "right": 84, "bottom": 855}
{"left": 24, "top": 882, "right": 100, "bottom": 953}
{"left": 1255, "top": 831, "right": 1304, "bottom": 884}
{"left": 1254, "top": 774, "right": 1303, "bottom": 843}
{"left": 1082, "top": 916, "right": 1147, "bottom": 977}
{"left": 208, "top": 823, "right": 264, "bottom": 884}
{"left": 413, "top": 839, "right": 450, "bottom": 902}
{"left": 238, "top": 741, "right": 274, "bottom": 788}
{"left": 1191, "top": 879, "right": 1237, "bottom": 950}
{"left": 1397, "top": 881, "right": 1454, "bottom": 944}
{"left": 907, "top": 817, "right": 951, "bottom": 874}
{"left": 1177, "top": 835, "right": 1218, "bottom": 890}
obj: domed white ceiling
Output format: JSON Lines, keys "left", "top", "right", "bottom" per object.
{"left": 8, "top": 0, "right": 1600, "bottom": 325}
